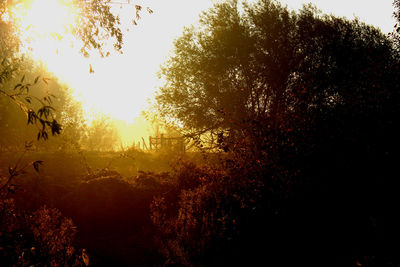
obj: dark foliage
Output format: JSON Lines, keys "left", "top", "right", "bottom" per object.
{"left": 0, "top": 199, "right": 84, "bottom": 266}
{"left": 153, "top": 0, "right": 400, "bottom": 266}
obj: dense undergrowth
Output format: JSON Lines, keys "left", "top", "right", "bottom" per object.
{"left": 0, "top": 150, "right": 175, "bottom": 266}
{"left": 1, "top": 137, "right": 399, "bottom": 267}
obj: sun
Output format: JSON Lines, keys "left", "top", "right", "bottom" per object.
{"left": 18, "top": 0, "right": 77, "bottom": 38}
{"left": 10, "top": 0, "right": 81, "bottom": 71}
{"left": 3, "top": 0, "right": 228, "bottom": 146}
{"left": 7, "top": 0, "right": 154, "bottom": 144}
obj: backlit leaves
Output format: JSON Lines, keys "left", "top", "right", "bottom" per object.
{"left": 2, "top": 74, "right": 63, "bottom": 141}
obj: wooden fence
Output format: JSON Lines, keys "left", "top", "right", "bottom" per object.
{"left": 148, "top": 134, "right": 185, "bottom": 152}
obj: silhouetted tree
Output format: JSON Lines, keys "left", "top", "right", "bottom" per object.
{"left": 155, "top": 0, "right": 400, "bottom": 265}
{"left": 157, "top": 0, "right": 398, "bottom": 149}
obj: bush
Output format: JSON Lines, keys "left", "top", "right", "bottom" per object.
{"left": 151, "top": 160, "right": 264, "bottom": 266}
{"left": 0, "top": 199, "right": 83, "bottom": 266}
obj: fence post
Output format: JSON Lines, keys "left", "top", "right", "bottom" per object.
{"left": 149, "top": 136, "right": 152, "bottom": 151}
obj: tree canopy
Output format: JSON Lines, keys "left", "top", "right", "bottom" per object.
{"left": 153, "top": 1, "right": 400, "bottom": 265}
{"left": 157, "top": 0, "right": 399, "bottom": 148}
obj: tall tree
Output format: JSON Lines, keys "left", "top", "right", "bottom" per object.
{"left": 156, "top": 0, "right": 398, "bottom": 149}
{"left": 155, "top": 1, "right": 400, "bottom": 265}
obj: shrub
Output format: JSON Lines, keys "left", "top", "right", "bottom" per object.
{"left": 0, "top": 199, "right": 83, "bottom": 266}
{"left": 151, "top": 160, "right": 264, "bottom": 266}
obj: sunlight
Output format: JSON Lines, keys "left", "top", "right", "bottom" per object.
{"left": 7, "top": 0, "right": 157, "bottom": 145}
{"left": 22, "top": 0, "right": 76, "bottom": 38}
{"left": 15, "top": 0, "right": 79, "bottom": 68}
{"left": 10, "top": 1, "right": 150, "bottom": 125}
{"left": 9, "top": 0, "right": 79, "bottom": 83}
{"left": 6, "top": 0, "right": 222, "bottom": 145}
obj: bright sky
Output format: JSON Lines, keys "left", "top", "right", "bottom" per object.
{"left": 13, "top": 0, "right": 397, "bottom": 145}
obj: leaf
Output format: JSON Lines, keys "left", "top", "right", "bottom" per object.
{"left": 25, "top": 141, "right": 33, "bottom": 149}
{"left": 21, "top": 75, "right": 25, "bottom": 83}
{"left": 40, "top": 119, "right": 46, "bottom": 130}
{"left": 13, "top": 83, "right": 22, "bottom": 90}
{"left": 27, "top": 110, "right": 37, "bottom": 125}
{"left": 33, "top": 160, "right": 43, "bottom": 173}
{"left": 42, "top": 77, "right": 50, "bottom": 84}
{"left": 37, "top": 108, "right": 44, "bottom": 118}
{"left": 34, "top": 75, "right": 40, "bottom": 84}
{"left": 38, "top": 131, "right": 45, "bottom": 140}
{"left": 8, "top": 166, "right": 14, "bottom": 176}
{"left": 82, "top": 250, "right": 90, "bottom": 266}
{"left": 51, "top": 120, "right": 62, "bottom": 135}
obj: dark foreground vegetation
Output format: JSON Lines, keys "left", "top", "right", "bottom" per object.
{"left": 2, "top": 0, "right": 400, "bottom": 266}
{"left": 0, "top": 150, "right": 177, "bottom": 266}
